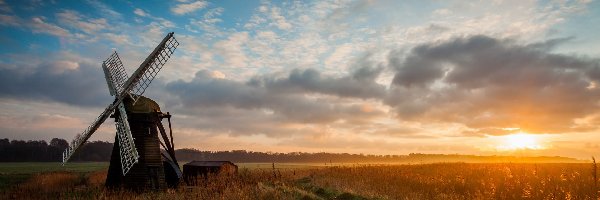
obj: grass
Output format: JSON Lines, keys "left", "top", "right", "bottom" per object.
{"left": 0, "top": 162, "right": 108, "bottom": 192}
{"left": 237, "top": 162, "right": 329, "bottom": 169}
{"left": 1, "top": 162, "right": 599, "bottom": 199}
{"left": 0, "top": 162, "right": 108, "bottom": 174}
{"left": 309, "top": 163, "right": 599, "bottom": 199}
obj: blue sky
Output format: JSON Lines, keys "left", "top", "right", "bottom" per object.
{"left": 1, "top": 0, "right": 600, "bottom": 158}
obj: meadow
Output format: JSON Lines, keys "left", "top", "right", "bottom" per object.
{"left": 1, "top": 162, "right": 598, "bottom": 199}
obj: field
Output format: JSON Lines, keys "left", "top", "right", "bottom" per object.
{"left": 1, "top": 162, "right": 599, "bottom": 199}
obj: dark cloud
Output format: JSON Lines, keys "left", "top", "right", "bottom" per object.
{"left": 0, "top": 55, "right": 387, "bottom": 138}
{"left": 259, "top": 67, "right": 386, "bottom": 100}
{"left": 5, "top": 34, "right": 600, "bottom": 139}
{"left": 165, "top": 69, "right": 385, "bottom": 136}
{"left": 387, "top": 35, "right": 600, "bottom": 134}
{"left": 0, "top": 60, "right": 111, "bottom": 107}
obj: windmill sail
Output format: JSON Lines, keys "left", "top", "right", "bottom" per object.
{"left": 115, "top": 103, "right": 138, "bottom": 174}
{"left": 102, "top": 52, "right": 128, "bottom": 96}
{"left": 124, "top": 32, "right": 179, "bottom": 105}
{"left": 62, "top": 104, "right": 114, "bottom": 163}
{"left": 102, "top": 52, "right": 139, "bottom": 175}
{"left": 62, "top": 32, "right": 179, "bottom": 176}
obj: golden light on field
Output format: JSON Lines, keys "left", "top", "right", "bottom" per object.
{"left": 496, "top": 133, "right": 544, "bottom": 151}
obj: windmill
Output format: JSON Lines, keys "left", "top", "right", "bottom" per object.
{"left": 62, "top": 32, "right": 181, "bottom": 190}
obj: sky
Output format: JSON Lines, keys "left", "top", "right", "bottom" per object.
{"left": 1, "top": 0, "right": 600, "bottom": 159}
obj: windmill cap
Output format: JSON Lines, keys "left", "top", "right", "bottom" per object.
{"left": 124, "top": 95, "right": 161, "bottom": 113}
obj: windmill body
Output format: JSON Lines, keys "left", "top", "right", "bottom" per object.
{"left": 62, "top": 32, "right": 181, "bottom": 190}
{"left": 105, "top": 96, "right": 170, "bottom": 190}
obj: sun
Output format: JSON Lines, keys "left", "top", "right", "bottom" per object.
{"left": 496, "top": 133, "right": 544, "bottom": 151}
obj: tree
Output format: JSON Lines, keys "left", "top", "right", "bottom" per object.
{"left": 50, "top": 138, "right": 68, "bottom": 149}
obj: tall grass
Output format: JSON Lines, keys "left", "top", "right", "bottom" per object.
{"left": 593, "top": 157, "right": 597, "bottom": 187}
{"left": 2, "top": 168, "right": 316, "bottom": 199}
{"left": 2, "top": 163, "right": 599, "bottom": 199}
{"left": 308, "top": 163, "right": 598, "bottom": 199}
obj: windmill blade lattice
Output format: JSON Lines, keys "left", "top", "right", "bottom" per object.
{"left": 129, "top": 34, "right": 179, "bottom": 104}
{"left": 62, "top": 104, "right": 114, "bottom": 163}
{"left": 102, "top": 52, "right": 129, "bottom": 96}
{"left": 116, "top": 103, "right": 139, "bottom": 175}
{"left": 101, "top": 51, "right": 140, "bottom": 175}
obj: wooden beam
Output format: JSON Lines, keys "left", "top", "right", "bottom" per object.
{"left": 167, "top": 112, "right": 174, "bottom": 150}
{"left": 157, "top": 118, "right": 178, "bottom": 166}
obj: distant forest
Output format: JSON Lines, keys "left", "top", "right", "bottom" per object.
{"left": 0, "top": 138, "right": 111, "bottom": 162}
{"left": 0, "top": 138, "right": 584, "bottom": 163}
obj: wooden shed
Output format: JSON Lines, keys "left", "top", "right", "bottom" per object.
{"left": 183, "top": 161, "right": 238, "bottom": 185}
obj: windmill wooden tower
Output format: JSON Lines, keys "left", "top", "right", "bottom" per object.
{"left": 62, "top": 32, "right": 181, "bottom": 190}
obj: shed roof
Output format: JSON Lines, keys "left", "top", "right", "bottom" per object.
{"left": 184, "top": 161, "right": 236, "bottom": 167}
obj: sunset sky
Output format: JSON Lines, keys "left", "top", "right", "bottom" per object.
{"left": 1, "top": 0, "right": 600, "bottom": 159}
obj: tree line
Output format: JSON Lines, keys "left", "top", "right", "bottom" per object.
{"left": 175, "top": 149, "right": 583, "bottom": 163}
{"left": 0, "top": 138, "right": 583, "bottom": 163}
{"left": 0, "top": 138, "right": 112, "bottom": 162}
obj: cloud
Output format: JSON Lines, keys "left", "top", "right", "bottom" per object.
{"left": 133, "top": 8, "right": 148, "bottom": 17}
{"left": 56, "top": 10, "right": 108, "bottom": 34}
{"left": 0, "top": 14, "right": 70, "bottom": 37}
{"left": 171, "top": 0, "right": 207, "bottom": 15}
{"left": 0, "top": 99, "right": 116, "bottom": 141}
{"left": 132, "top": 8, "right": 175, "bottom": 28}
{"left": 102, "top": 32, "right": 131, "bottom": 45}
{"left": 0, "top": 14, "right": 19, "bottom": 26}
{"left": 30, "top": 17, "right": 70, "bottom": 37}
{"left": 187, "top": 7, "right": 224, "bottom": 37}
{"left": 432, "top": 8, "right": 451, "bottom": 16}
{"left": 214, "top": 32, "right": 249, "bottom": 67}
{"left": 0, "top": 0, "right": 11, "bottom": 13}
{"left": 243, "top": 14, "right": 266, "bottom": 29}
{"left": 386, "top": 35, "right": 600, "bottom": 134}
{"left": 260, "top": 67, "right": 385, "bottom": 100}
{"left": 0, "top": 56, "right": 110, "bottom": 107}
{"left": 210, "top": 70, "right": 225, "bottom": 79}
{"left": 269, "top": 6, "right": 292, "bottom": 30}
{"left": 164, "top": 69, "right": 386, "bottom": 136}
{"left": 324, "top": 43, "right": 355, "bottom": 68}
{"left": 86, "top": 0, "right": 121, "bottom": 19}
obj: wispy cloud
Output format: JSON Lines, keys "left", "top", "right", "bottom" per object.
{"left": 132, "top": 7, "right": 175, "bottom": 28}
{"left": 56, "top": 10, "right": 108, "bottom": 34}
{"left": 133, "top": 8, "right": 147, "bottom": 17}
{"left": 85, "top": 0, "right": 121, "bottom": 19}
{"left": 30, "top": 17, "right": 70, "bottom": 37}
{"left": 0, "top": 0, "right": 12, "bottom": 13}
{"left": 171, "top": 0, "right": 207, "bottom": 15}
{"left": 0, "top": 14, "right": 71, "bottom": 38}
{"left": 187, "top": 7, "right": 224, "bottom": 37}
{"left": 0, "top": 14, "right": 19, "bottom": 26}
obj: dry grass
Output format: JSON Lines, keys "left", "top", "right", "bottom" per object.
{"left": 2, "top": 168, "right": 317, "bottom": 199}
{"left": 2, "top": 163, "right": 599, "bottom": 199}
{"left": 308, "top": 163, "right": 600, "bottom": 199}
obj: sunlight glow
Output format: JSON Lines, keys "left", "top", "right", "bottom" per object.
{"left": 496, "top": 133, "right": 544, "bottom": 151}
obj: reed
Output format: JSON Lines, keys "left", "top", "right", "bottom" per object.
{"left": 2, "top": 163, "right": 598, "bottom": 199}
